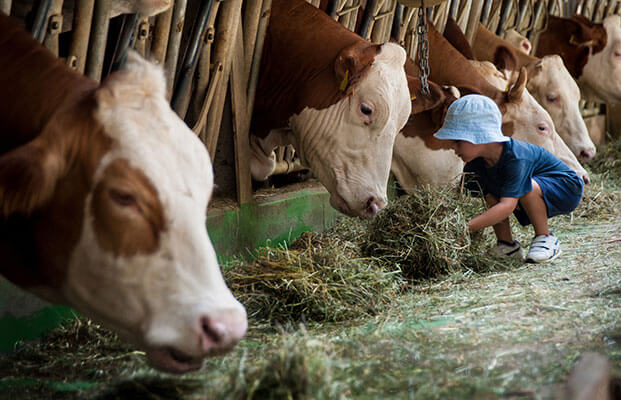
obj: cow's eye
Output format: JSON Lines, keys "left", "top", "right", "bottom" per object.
{"left": 360, "top": 103, "right": 373, "bottom": 115}
{"left": 537, "top": 124, "right": 549, "bottom": 134}
{"left": 109, "top": 189, "right": 136, "bottom": 207}
{"left": 614, "top": 51, "right": 621, "bottom": 58}
{"left": 546, "top": 95, "right": 558, "bottom": 103}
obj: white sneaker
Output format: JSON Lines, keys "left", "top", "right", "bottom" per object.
{"left": 526, "top": 234, "right": 561, "bottom": 263}
{"left": 491, "top": 240, "right": 524, "bottom": 260}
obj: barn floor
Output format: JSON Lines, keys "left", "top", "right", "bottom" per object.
{"left": 0, "top": 176, "right": 619, "bottom": 399}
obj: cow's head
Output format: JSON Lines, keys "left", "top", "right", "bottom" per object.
{"left": 0, "top": 52, "right": 246, "bottom": 374}
{"left": 471, "top": 55, "right": 590, "bottom": 184}
{"left": 526, "top": 55, "right": 596, "bottom": 162}
{"left": 286, "top": 42, "right": 411, "bottom": 218}
{"left": 578, "top": 15, "right": 621, "bottom": 104}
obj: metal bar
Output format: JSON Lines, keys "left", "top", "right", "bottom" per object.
{"left": 31, "top": 0, "right": 52, "bottom": 42}
{"left": 516, "top": 0, "right": 529, "bottom": 31}
{"left": 358, "top": 0, "right": 378, "bottom": 38}
{"left": 479, "top": 0, "right": 493, "bottom": 26}
{"left": 337, "top": 4, "right": 360, "bottom": 16}
{"left": 67, "top": 0, "right": 94, "bottom": 73}
{"left": 171, "top": 0, "right": 216, "bottom": 115}
{"left": 0, "top": 0, "right": 12, "bottom": 15}
{"left": 85, "top": 0, "right": 111, "bottom": 81}
{"left": 326, "top": 0, "right": 339, "bottom": 17}
{"left": 465, "top": 0, "right": 483, "bottom": 43}
{"left": 165, "top": 0, "right": 188, "bottom": 99}
{"left": 192, "top": 61, "right": 223, "bottom": 135}
{"left": 496, "top": 0, "right": 513, "bottom": 35}
{"left": 391, "top": 3, "right": 403, "bottom": 40}
{"left": 108, "top": 13, "right": 140, "bottom": 74}
{"left": 526, "top": 0, "right": 544, "bottom": 40}
{"left": 151, "top": 5, "right": 173, "bottom": 65}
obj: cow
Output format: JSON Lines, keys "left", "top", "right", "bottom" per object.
{"left": 0, "top": 13, "right": 246, "bottom": 374}
{"left": 249, "top": 0, "right": 453, "bottom": 219}
{"left": 535, "top": 14, "right": 621, "bottom": 104}
{"left": 392, "top": 22, "right": 589, "bottom": 191}
{"left": 446, "top": 18, "right": 596, "bottom": 163}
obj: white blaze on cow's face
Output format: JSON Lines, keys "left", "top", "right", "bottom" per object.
{"left": 63, "top": 52, "right": 246, "bottom": 374}
{"left": 471, "top": 60, "right": 590, "bottom": 184}
{"left": 579, "top": 15, "right": 621, "bottom": 104}
{"left": 527, "top": 55, "right": 596, "bottom": 162}
{"left": 289, "top": 42, "right": 411, "bottom": 218}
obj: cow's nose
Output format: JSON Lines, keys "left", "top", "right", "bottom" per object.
{"left": 199, "top": 311, "right": 247, "bottom": 353}
{"left": 578, "top": 148, "right": 596, "bottom": 162}
{"left": 365, "top": 196, "right": 386, "bottom": 217}
{"left": 581, "top": 172, "right": 591, "bottom": 185}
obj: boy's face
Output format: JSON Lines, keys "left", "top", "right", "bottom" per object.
{"left": 450, "top": 140, "right": 480, "bottom": 162}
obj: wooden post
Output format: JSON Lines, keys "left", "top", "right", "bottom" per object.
{"left": 164, "top": 0, "right": 187, "bottom": 99}
{"left": 85, "top": 0, "right": 111, "bottom": 81}
{"left": 0, "top": 0, "right": 12, "bottom": 15}
{"left": 42, "top": 0, "right": 64, "bottom": 56}
{"left": 67, "top": 0, "right": 94, "bottom": 73}
{"left": 204, "top": 0, "right": 242, "bottom": 160}
{"left": 151, "top": 5, "right": 173, "bottom": 65}
{"left": 465, "top": 0, "right": 483, "bottom": 43}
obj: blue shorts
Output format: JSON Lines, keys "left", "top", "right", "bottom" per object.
{"left": 513, "top": 173, "right": 584, "bottom": 226}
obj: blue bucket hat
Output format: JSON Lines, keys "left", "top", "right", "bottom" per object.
{"left": 433, "top": 94, "right": 509, "bottom": 144}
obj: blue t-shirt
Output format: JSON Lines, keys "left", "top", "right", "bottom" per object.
{"left": 464, "top": 138, "right": 583, "bottom": 199}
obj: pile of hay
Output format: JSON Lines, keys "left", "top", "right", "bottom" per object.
{"left": 361, "top": 186, "right": 516, "bottom": 280}
{"left": 226, "top": 334, "right": 336, "bottom": 400}
{"left": 223, "top": 224, "right": 404, "bottom": 323}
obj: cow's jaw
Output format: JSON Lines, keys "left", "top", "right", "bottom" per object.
{"left": 289, "top": 43, "right": 411, "bottom": 218}
{"left": 579, "top": 15, "right": 621, "bottom": 104}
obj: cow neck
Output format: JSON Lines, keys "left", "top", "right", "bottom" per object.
{"left": 0, "top": 12, "right": 97, "bottom": 153}
{"left": 473, "top": 23, "right": 538, "bottom": 70}
{"left": 415, "top": 22, "right": 505, "bottom": 104}
{"left": 251, "top": 0, "right": 364, "bottom": 138}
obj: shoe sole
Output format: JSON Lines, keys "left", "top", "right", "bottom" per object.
{"left": 525, "top": 248, "right": 562, "bottom": 264}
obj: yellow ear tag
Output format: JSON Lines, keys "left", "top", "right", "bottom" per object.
{"left": 411, "top": 95, "right": 417, "bottom": 100}
{"left": 339, "top": 70, "right": 349, "bottom": 91}
{"left": 569, "top": 35, "right": 580, "bottom": 46}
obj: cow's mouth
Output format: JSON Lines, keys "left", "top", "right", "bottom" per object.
{"left": 146, "top": 347, "right": 204, "bottom": 374}
{"left": 329, "top": 192, "right": 357, "bottom": 217}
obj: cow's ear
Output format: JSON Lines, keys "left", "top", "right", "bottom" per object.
{"left": 518, "top": 38, "right": 532, "bottom": 54}
{"left": 406, "top": 75, "right": 458, "bottom": 135}
{"left": 443, "top": 17, "right": 475, "bottom": 60}
{"left": 334, "top": 42, "right": 381, "bottom": 90}
{"left": 507, "top": 66, "right": 528, "bottom": 102}
{"left": 96, "top": 50, "right": 167, "bottom": 115}
{"left": 0, "top": 136, "right": 66, "bottom": 218}
{"left": 493, "top": 45, "right": 518, "bottom": 72}
{"left": 407, "top": 75, "right": 457, "bottom": 114}
{"left": 526, "top": 58, "right": 544, "bottom": 79}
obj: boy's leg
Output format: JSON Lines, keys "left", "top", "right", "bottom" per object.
{"left": 519, "top": 179, "right": 561, "bottom": 263}
{"left": 518, "top": 180, "right": 549, "bottom": 236}
{"left": 485, "top": 194, "right": 514, "bottom": 242}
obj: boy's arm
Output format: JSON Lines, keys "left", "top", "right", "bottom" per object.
{"left": 467, "top": 196, "right": 518, "bottom": 232}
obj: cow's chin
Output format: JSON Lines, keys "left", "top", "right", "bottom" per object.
{"left": 329, "top": 192, "right": 357, "bottom": 217}
{"left": 146, "top": 347, "right": 205, "bottom": 374}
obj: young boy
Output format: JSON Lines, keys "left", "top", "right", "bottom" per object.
{"left": 433, "top": 94, "right": 584, "bottom": 263}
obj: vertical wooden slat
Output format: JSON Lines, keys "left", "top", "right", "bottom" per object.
{"left": 465, "top": 0, "right": 483, "bottom": 43}
{"left": 42, "top": 0, "right": 64, "bottom": 55}
{"left": 152, "top": 5, "right": 173, "bottom": 65}
{"left": 67, "top": 0, "right": 94, "bottom": 73}
{"left": 230, "top": 21, "right": 253, "bottom": 205}
{"left": 85, "top": 0, "right": 111, "bottom": 81}
{"left": 204, "top": 0, "right": 243, "bottom": 160}
{"left": 244, "top": 0, "right": 264, "bottom": 77}
{"left": 165, "top": 0, "right": 187, "bottom": 99}
{"left": 0, "top": 0, "right": 12, "bottom": 15}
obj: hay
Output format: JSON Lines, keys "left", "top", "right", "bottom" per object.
{"left": 587, "top": 139, "right": 621, "bottom": 183}
{"left": 226, "top": 334, "right": 336, "bottom": 400}
{"left": 223, "top": 225, "right": 404, "bottom": 323}
{"left": 361, "top": 186, "right": 518, "bottom": 280}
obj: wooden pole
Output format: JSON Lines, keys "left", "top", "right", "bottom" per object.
{"left": 165, "top": 0, "right": 188, "bottom": 99}
{"left": 85, "top": 0, "right": 111, "bottom": 81}
{"left": 151, "top": 5, "right": 173, "bottom": 65}
{"left": 67, "top": 0, "right": 94, "bottom": 73}
{"left": 0, "top": 0, "right": 12, "bottom": 14}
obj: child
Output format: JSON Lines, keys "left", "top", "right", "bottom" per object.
{"left": 433, "top": 94, "right": 584, "bottom": 263}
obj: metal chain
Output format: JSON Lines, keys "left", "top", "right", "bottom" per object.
{"left": 416, "top": 0, "right": 430, "bottom": 95}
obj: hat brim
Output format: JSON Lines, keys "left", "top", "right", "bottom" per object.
{"left": 433, "top": 127, "right": 509, "bottom": 144}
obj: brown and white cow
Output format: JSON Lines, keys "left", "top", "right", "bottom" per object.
{"left": 250, "top": 0, "right": 451, "bottom": 219}
{"left": 0, "top": 13, "right": 246, "bottom": 374}
{"left": 448, "top": 19, "right": 596, "bottom": 163}
{"left": 536, "top": 14, "right": 621, "bottom": 104}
